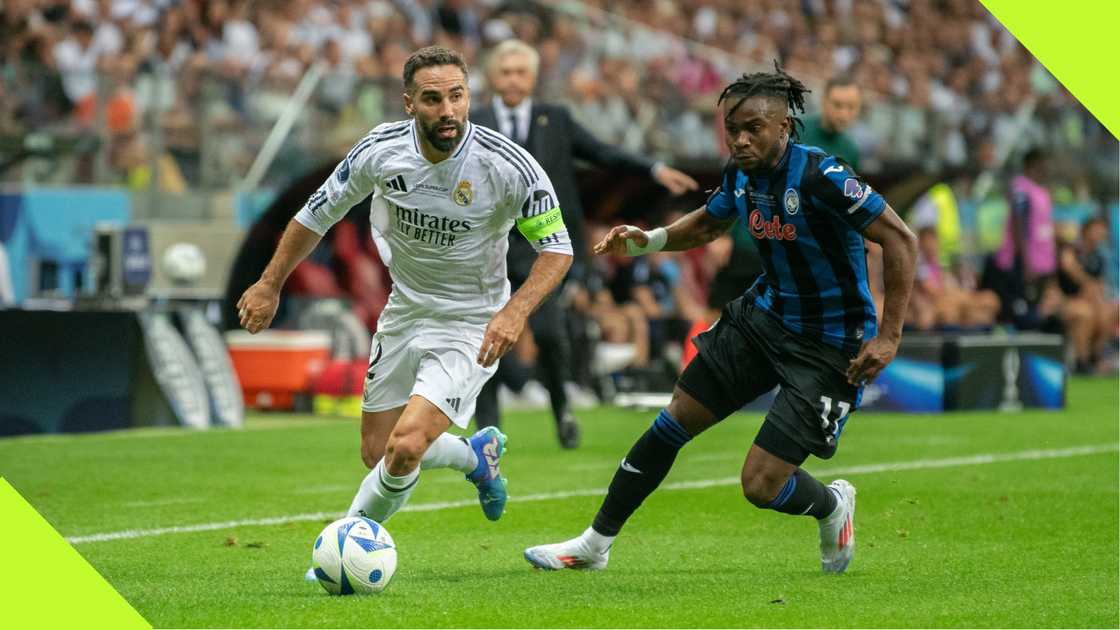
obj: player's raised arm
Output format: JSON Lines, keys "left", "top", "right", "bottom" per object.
{"left": 594, "top": 158, "right": 738, "bottom": 257}
{"left": 592, "top": 206, "right": 736, "bottom": 257}
{"left": 238, "top": 130, "right": 384, "bottom": 333}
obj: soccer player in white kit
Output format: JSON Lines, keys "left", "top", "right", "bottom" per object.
{"left": 236, "top": 47, "right": 573, "bottom": 538}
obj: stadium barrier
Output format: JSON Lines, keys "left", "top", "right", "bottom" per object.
{"left": 744, "top": 333, "right": 1065, "bottom": 414}
{"left": 0, "top": 308, "right": 243, "bottom": 436}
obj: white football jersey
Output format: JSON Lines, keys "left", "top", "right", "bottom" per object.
{"left": 294, "top": 119, "right": 572, "bottom": 334}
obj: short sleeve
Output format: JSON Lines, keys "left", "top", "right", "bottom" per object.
{"left": 293, "top": 129, "right": 385, "bottom": 235}
{"left": 807, "top": 155, "right": 886, "bottom": 232}
{"left": 705, "top": 160, "right": 739, "bottom": 220}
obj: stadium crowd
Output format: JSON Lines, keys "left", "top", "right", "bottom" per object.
{"left": 1, "top": 0, "right": 1113, "bottom": 183}
{"left": 1, "top": 0, "right": 1116, "bottom": 379}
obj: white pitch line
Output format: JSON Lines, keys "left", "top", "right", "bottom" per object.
{"left": 122, "top": 498, "right": 205, "bottom": 508}
{"left": 66, "top": 443, "right": 1118, "bottom": 545}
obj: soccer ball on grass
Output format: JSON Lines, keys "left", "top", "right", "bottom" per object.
{"left": 311, "top": 516, "right": 397, "bottom": 595}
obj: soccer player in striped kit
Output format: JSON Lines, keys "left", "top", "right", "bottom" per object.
{"left": 525, "top": 65, "right": 917, "bottom": 573}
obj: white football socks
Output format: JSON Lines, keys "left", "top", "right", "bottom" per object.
{"left": 582, "top": 527, "right": 615, "bottom": 553}
{"left": 420, "top": 433, "right": 478, "bottom": 473}
{"left": 346, "top": 459, "right": 420, "bottom": 522}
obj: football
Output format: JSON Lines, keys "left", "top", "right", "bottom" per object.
{"left": 311, "top": 516, "right": 397, "bottom": 595}
{"left": 161, "top": 242, "right": 207, "bottom": 285}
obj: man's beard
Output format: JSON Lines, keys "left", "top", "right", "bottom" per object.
{"left": 420, "top": 117, "right": 465, "bottom": 153}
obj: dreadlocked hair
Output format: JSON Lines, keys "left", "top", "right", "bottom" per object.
{"left": 717, "top": 60, "right": 811, "bottom": 141}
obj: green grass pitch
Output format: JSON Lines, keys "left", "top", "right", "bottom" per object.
{"left": 1, "top": 377, "right": 1117, "bottom": 628}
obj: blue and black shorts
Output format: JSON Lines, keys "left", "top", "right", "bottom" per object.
{"left": 676, "top": 296, "right": 862, "bottom": 466}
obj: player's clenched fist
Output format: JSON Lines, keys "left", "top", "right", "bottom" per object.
{"left": 593, "top": 225, "right": 649, "bottom": 256}
{"left": 477, "top": 306, "right": 526, "bottom": 367}
{"left": 237, "top": 280, "right": 280, "bottom": 334}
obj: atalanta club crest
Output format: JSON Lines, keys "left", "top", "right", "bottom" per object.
{"left": 453, "top": 180, "right": 473, "bottom": 206}
{"left": 783, "top": 188, "right": 799, "bottom": 214}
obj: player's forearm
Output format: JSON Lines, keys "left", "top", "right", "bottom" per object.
{"left": 505, "top": 252, "right": 573, "bottom": 317}
{"left": 664, "top": 207, "right": 733, "bottom": 251}
{"left": 259, "top": 219, "right": 323, "bottom": 290}
{"left": 878, "top": 229, "right": 919, "bottom": 342}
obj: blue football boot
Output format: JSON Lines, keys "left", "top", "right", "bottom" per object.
{"left": 465, "top": 426, "right": 508, "bottom": 521}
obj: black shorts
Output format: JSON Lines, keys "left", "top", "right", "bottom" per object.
{"left": 676, "top": 296, "right": 862, "bottom": 465}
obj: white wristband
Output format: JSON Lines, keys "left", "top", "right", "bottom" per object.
{"left": 624, "top": 226, "right": 668, "bottom": 256}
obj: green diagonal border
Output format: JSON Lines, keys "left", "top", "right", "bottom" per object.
{"left": 982, "top": 0, "right": 1119, "bottom": 139}
{"left": 0, "top": 479, "right": 150, "bottom": 629}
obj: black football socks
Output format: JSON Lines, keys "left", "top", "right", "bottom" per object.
{"left": 592, "top": 410, "right": 692, "bottom": 536}
{"left": 763, "top": 468, "right": 838, "bottom": 519}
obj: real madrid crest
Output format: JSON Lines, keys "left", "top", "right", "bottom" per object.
{"left": 783, "top": 188, "right": 799, "bottom": 215}
{"left": 453, "top": 179, "right": 473, "bottom": 206}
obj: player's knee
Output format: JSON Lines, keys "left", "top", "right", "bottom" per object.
{"left": 360, "top": 441, "right": 382, "bottom": 470}
{"left": 385, "top": 432, "right": 426, "bottom": 469}
{"left": 741, "top": 471, "right": 784, "bottom": 508}
{"left": 360, "top": 447, "right": 376, "bottom": 470}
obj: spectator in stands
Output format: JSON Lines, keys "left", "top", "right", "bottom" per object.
{"left": 1, "top": 0, "right": 1114, "bottom": 191}
{"left": 576, "top": 226, "right": 653, "bottom": 371}
{"left": 1056, "top": 217, "right": 1118, "bottom": 373}
{"left": 799, "top": 76, "right": 862, "bottom": 169}
{"left": 470, "top": 39, "right": 698, "bottom": 448}
{"left": 51, "top": 20, "right": 102, "bottom": 116}
{"left": 911, "top": 226, "right": 1001, "bottom": 330}
{"left": 992, "top": 148, "right": 1057, "bottom": 329}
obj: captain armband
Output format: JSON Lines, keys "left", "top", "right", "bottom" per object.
{"left": 516, "top": 207, "right": 566, "bottom": 241}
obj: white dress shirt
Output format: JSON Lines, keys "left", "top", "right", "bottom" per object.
{"left": 491, "top": 96, "right": 532, "bottom": 145}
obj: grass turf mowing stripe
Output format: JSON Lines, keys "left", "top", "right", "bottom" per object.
{"left": 66, "top": 442, "right": 1117, "bottom": 545}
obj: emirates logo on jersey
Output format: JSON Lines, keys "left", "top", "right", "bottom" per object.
{"left": 391, "top": 201, "right": 473, "bottom": 247}
{"left": 749, "top": 210, "right": 797, "bottom": 241}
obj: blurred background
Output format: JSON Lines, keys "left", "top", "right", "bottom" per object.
{"left": 0, "top": 0, "right": 1116, "bottom": 435}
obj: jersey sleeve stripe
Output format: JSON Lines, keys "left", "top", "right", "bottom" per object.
{"left": 352, "top": 121, "right": 411, "bottom": 148}
{"left": 475, "top": 127, "right": 539, "bottom": 183}
{"left": 845, "top": 190, "right": 869, "bottom": 214}
{"left": 475, "top": 136, "right": 531, "bottom": 187}
{"left": 307, "top": 190, "right": 327, "bottom": 212}
{"left": 347, "top": 126, "right": 412, "bottom": 162}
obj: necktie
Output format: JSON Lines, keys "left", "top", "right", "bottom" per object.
{"left": 506, "top": 110, "right": 521, "bottom": 145}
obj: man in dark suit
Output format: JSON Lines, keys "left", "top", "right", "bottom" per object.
{"left": 472, "top": 39, "right": 698, "bottom": 448}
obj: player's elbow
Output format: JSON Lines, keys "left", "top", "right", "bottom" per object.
{"left": 886, "top": 222, "right": 918, "bottom": 260}
{"left": 543, "top": 250, "right": 573, "bottom": 274}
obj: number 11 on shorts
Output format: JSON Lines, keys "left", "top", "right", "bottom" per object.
{"left": 819, "top": 396, "right": 851, "bottom": 429}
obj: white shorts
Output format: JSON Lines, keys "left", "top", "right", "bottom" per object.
{"left": 361, "top": 322, "right": 496, "bottom": 428}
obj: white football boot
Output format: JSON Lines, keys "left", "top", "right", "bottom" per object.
{"left": 523, "top": 528, "right": 611, "bottom": 571}
{"left": 819, "top": 479, "right": 856, "bottom": 573}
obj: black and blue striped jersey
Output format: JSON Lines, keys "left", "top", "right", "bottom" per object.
{"left": 706, "top": 143, "right": 886, "bottom": 353}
